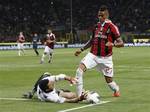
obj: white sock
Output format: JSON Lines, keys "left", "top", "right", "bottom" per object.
{"left": 18, "top": 50, "right": 21, "bottom": 56}
{"left": 108, "top": 81, "right": 119, "bottom": 92}
{"left": 41, "top": 54, "right": 46, "bottom": 61}
{"left": 76, "top": 68, "right": 83, "bottom": 96}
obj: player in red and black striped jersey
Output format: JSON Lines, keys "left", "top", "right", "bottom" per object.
{"left": 40, "top": 29, "right": 56, "bottom": 64}
{"left": 17, "top": 32, "right": 25, "bottom": 56}
{"left": 74, "top": 5, "right": 124, "bottom": 97}
{"left": 90, "top": 19, "right": 121, "bottom": 56}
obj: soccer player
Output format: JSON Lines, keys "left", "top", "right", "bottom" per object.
{"left": 23, "top": 72, "right": 86, "bottom": 103}
{"left": 32, "top": 33, "right": 39, "bottom": 56}
{"left": 17, "top": 32, "right": 25, "bottom": 56}
{"left": 40, "top": 29, "right": 56, "bottom": 64}
{"left": 74, "top": 5, "right": 124, "bottom": 97}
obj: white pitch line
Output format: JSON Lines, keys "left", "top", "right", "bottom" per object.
{"left": 58, "top": 101, "right": 111, "bottom": 112}
{"left": 0, "top": 97, "right": 31, "bottom": 101}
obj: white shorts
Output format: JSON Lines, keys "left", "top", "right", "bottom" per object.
{"left": 17, "top": 43, "right": 24, "bottom": 50}
{"left": 37, "top": 86, "right": 66, "bottom": 103}
{"left": 44, "top": 46, "right": 53, "bottom": 54}
{"left": 81, "top": 52, "right": 113, "bottom": 77}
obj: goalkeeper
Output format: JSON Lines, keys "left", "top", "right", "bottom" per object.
{"left": 23, "top": 72, "right": 86, "bottom": 103}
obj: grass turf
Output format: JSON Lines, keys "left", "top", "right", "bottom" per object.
{"left": 0, "top": 47, "right": 150, "bottom": 112}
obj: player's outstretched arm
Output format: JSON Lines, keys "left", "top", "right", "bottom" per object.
{"left": 55, "top": 74, "right": 78, "bottom": 85}
{"left": 65, "top": 76, "right": 78, "bottom": 85}
{"left": 74, "top": 37, "right": 92, "bottom": 56}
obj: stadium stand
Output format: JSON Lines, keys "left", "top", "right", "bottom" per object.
{"left": 0, "top": 0, "right": 150, "bottom": 43}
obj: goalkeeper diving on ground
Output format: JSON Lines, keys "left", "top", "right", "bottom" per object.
{"left": 23, "top": 72, "right": 100, "bottom": 103}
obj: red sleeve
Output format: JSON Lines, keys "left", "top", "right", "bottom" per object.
{"left": 110, "top": 23, "right": 120, "bottom": 39}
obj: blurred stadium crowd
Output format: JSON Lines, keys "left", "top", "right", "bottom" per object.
{"left": 0, "top": 0, "right": 150, "bottom": 42}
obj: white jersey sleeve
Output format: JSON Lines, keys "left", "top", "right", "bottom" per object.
{"left": 43, "top": 74, "right": 66, "bottom": 82}
{"left": 55, "top": 74, "right": 66, "bottom": 81}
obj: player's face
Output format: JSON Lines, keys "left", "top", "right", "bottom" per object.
{"left": 47, "top": 81, "right": 54, "bottom": 89}
{"left": 48, "top": 30, "right": 52, "bottom": 34}
{"left": 34, "top": 33, "right": 37, "bottom": 36}
{"left": 20, "top": 32, "right": 23, "bottom": 35}
{"left": 98, "top": 10, "right": 108, "bottom": 22}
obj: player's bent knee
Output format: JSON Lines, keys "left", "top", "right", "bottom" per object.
{"left": 105, "top": 76, "right": 113, "bottom": 83}
{"left": 79, "top": 63, "right": 86, "bottom": 72}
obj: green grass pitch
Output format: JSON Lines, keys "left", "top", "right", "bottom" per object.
{"left": 0, "top": 47, "right": 150, "bottom": 112}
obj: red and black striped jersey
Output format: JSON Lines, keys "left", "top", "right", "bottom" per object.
{"left": 46, "top": 33, "right": 55, "bottom": 49}
{"left": 90, "top": 20, "right": 120, "bottom": 56}
{"left": 17, "top": 34, "right": 25, "bottom": 43}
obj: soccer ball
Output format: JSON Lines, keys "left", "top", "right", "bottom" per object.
{"left": 86, "top": 91, "right": 100, "bottom": 104}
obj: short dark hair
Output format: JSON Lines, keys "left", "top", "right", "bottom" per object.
{"left": 99, "top": 5, "right": 108, "bottom": 11}
{"left": 39, "top": 79, "right": 49, "bottom": 92}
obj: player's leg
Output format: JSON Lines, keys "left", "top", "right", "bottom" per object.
{"left": 48, "top": 48, "right": 53, "bottom": 63}
{"left": 104, "top": 76, "right": 120, "bottom": 97}
{"left": 21, "top": 43, "right": 25, "bottom": 55}
{"left": 18, "top": 50, "right": 21, "bottom": 56}
{"left": 45, "top": 91, "right": 66, "bottom": 103}
{"left": 48, "top": 53, "right": 52, "bottom": 63}
{"left": 76, "top": 52, "right": 97, "bottom": 96}
{"left": 35, "top": 48, "right": 39, "bottom": 56}
{"left": 59, "top": 90, "right": 87, "bottom": 103}
{"left": 59, "top": 90, "right": 77, "bottom": 99}
{"left": 34, "top": 48, "right": 39, "bottom": 56}
{"left": 40, "top": 46, "right": 49, "bottom": 63}
{"left": 33, "top": 44, "right": 39, "bottom": 56}
{"left": 76, "top": 63, "right": 86, "bottom": 97}
{"left": 40, "top": 52, "right": 47, "bottom": 63}
{"left": 97, "top": 56, "right": 120, "bottom": 97}
{"left": 21, "top": 49, "right": 25, "bottom": 55}
{"left": 45, "top": 90, "right": 85, "bottom": 103}
{"left": 17, "top": 43, "right": 21, "bottom": 56}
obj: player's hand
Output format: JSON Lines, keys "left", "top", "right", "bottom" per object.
{"left": 47, "top": 40, "right": 53, "bottom": 44}
{"left": 79, "top": 90, "right": 89, "bottom": 101}
{"left": 74, "top": 50, "right": 82, "bottom": 56}
{"left": 106, "top": 41, "right": 114, "bottom": 47}
{"left": 69, "top": 77, "right": 78, "bottom": 85}
{"left": 44, "top": 42, "right": 47, "bottom": 45}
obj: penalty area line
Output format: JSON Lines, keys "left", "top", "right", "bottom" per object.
{"left": 58, "top": 101, "right": 111, "bottom": 112}
{"left": 0, "top": 97, "right": 31, "bottom": 101}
